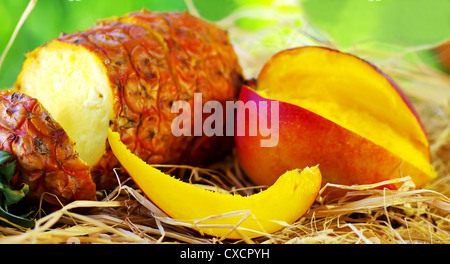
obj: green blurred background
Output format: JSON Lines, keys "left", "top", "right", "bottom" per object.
{"left": 0, "top": 0, "right": 449, "bottom": 89}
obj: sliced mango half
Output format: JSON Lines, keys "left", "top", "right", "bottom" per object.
{"left": 108, "top": 129, "right": 321, "bottom": 239}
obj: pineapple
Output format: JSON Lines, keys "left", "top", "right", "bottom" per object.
{"left": 0, "top": 91, "right": 96, "bottom": 205}
{"left": 15, "top": 10, "right": 243, "bottom": 190}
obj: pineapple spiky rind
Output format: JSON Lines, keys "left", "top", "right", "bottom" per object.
{"left": 0, "top": 91, "right": 96, "bottom": 205}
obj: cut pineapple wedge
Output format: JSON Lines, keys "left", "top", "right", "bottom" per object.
{"left": 16, "top": 41, "right": 114, "bottom": 167}
{"left": 108, "top": 129, "right": 321, "bottom": 239}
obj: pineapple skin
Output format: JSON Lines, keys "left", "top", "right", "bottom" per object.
{"left": 0, "top": 91, "right": 96, "bottom": 205}
{"left": 56, "top": 10, "right": 244, "bottom": 189}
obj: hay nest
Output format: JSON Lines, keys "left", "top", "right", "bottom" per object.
{"left": 1, "top": 1, "right": 449, "bottom": 244}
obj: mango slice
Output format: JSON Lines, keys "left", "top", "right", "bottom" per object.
{"left": 108, "top": 129, "right": 321, "bottom": 239}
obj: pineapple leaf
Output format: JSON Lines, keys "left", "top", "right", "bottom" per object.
{"left": 0, "top": 206, "right": 34, "bottom": 228}
{"left": 0, "top": 151, "right": 15, "bottom": 185}
{"left": 0, "top": 151, "right": 11, "bottom": 165}
{"left": 0, "top": 184, "right": 28, "bottom": 206}
{"left": 0, "top": 160, "right": 16, "bottom": 183}
{"left": 0, "top": 150, "right": 34, "bottom": 228}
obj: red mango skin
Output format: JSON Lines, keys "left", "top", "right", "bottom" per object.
{"left": 235, "top": 86, "right": 431, "bottom": 197}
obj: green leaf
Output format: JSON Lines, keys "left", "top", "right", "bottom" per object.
{"left": 0, "top": 150, "right": 33, "bottom": 228}
{"left": 0, "top": 160, "right": 16, "bottom": 183}
{"left": 301, "top": 0, "right": 450, "bottom": 48}
{"left": 0, "top": 151, "right": 11, "bottom": 165}
{"left": 0, "top": 205, "right": 34, "bottom": 228}
{"left": 0, "top": 184, "right": 27, "bottom": 206}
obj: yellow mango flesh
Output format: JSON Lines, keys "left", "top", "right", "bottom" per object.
{"left": 108, "top": 129, "right": 321, "bottom": 239}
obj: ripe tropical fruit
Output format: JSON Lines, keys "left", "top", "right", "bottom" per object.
{"left": 15, "top": 10, "right": 243, "bottom": 189}
{"left": 235, "top": 46, "right": 436, "bottom": 196}
{"left": 0, "top": 91, "right": 96, "bottom": 205}
{"left": 109, "top": 128, "right": 321, "bottom": 239}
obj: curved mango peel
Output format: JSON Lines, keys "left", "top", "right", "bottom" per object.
{"left": 108, "top": 129, "right": 322, "bottom": 239}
